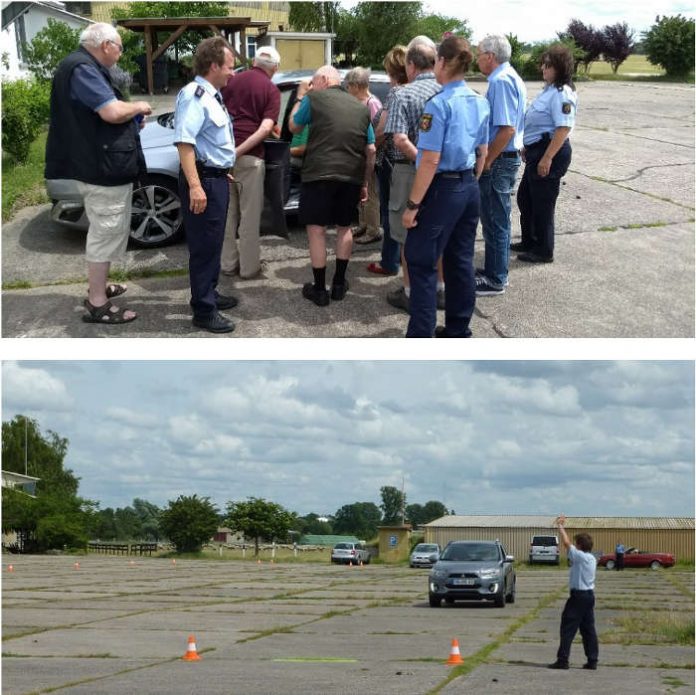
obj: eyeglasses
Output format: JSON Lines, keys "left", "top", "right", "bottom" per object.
{"left": 541, "top": 62, "right": 552, "bottom": 68}
{"left": 107, "top": 40, "right": 124, "bottom": 54}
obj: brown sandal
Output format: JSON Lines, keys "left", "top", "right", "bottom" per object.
{"left": 82, "top": 299, "right": 137, "bottom": 324}
{"left": 105, "top": 284, "right": 127, "bottom": 299}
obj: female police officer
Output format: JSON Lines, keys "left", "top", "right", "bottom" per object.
{"left": 401, "top": 36, "right": 489, "bottom": 338}
{"left": 513, "top": 44, "right": 577, "bottom": 263}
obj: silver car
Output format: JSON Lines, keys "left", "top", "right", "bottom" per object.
{"left": 45, "top": 69, "right": 390, "bottom": 248}
{"left": 331, "top": 542, "right": 371, "bottom": 565}
{"left": 428, "top": 540, "right": 516, "bottom": 608}
{"left": 410, "top": 543, "right": 441, "bottom": 568}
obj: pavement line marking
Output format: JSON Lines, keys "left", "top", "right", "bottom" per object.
{"left": 273, "top": 657, "right": 358, "bottom": 663}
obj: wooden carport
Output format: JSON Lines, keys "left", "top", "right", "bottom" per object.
{"left": 115, "top": 16, "right": 270, "bottom": 95}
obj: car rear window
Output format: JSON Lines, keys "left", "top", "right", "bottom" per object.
{"left": 416, "top": 544, "right": 439, "bottom": 552}
{"left": 334, "top": 543, "right": 351, "bottom": 549}
{"left": 532, "top": 536, "right": 558, "bottom": 546}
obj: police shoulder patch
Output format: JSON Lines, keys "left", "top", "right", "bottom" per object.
{"left": 419, "top": 113, "right": 433, "bottom": 132}
{"left": 195, "top": 85, "right": 205, "bottom": 98}
{"left": 562, "top": 102, "right": 572, "bottom": 115}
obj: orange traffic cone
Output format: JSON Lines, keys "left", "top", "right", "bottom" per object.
{"left": 172, "top": 558, "right": 176, "bottom": 565}
{"left": 7, "top": 564, "right": 14, "bottom": 572}
{"left": 446, "top": 638, "right": 464, "bottom": 665}
{"left": 73, "top": 562, "right": 80, "bottom": 569}
{"left": 182, "top": 634, "right": 201, "bottom": 661}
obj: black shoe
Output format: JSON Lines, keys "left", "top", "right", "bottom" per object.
{"left": 330, "top": 280, "right": 349, "bottom": 301}
{"left": 387, "top": 287, "right": 410, "bottom": 313}
{"left": 192, "top": 312, "right": 235, "bottom": 333}
{"left": 302, "top": 282, "right": 330, "bottom": 307}
{"left": 582, "top": 662, "right": 598, "bottom": 670}
{"left": 510, "top": 241, "right": 530, "bottom": 252}
{"left": 548, "top": 661, "right": 569, "bottom": 670}
{"left": 216, "top": 293, "right": 239, "bottom": 310}
{"left": 517, "top": 252, "right": 553, "bottom": 264}
{"left": 435, "top": 326, "right": 472, "bottom": 338}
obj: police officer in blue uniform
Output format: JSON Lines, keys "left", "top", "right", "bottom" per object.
{"left": 174, "top": 36, "right": 238, "bottom": 333}
{"left": 401, "top": 36, "right": 490, "bottom": 338}
{"left": 514, "top": 44, "right": 577, "bottom": 264}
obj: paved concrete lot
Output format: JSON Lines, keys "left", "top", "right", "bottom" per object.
{"left": 2, "top": 556, "right": 693, "bottom": 694}
{"left": 2, "top": 81, "right": 694, "bottom": 338}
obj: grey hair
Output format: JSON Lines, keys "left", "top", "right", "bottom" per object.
{"left": 345, "top": 66, "right": 370, "bottom": 88}
{"left": 79, "top": 22, "right": 120, "bottom": 49}
{"left": 314, "top": 65, "right": 340, "bottom": 84}
{"left": 406, "top": 34, "right": 437, "bottom": 70}
{"left": 479, "top": 34, "right": 512, "bottom": 63}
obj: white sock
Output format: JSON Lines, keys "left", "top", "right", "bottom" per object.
{"left": 404, "top": 287, "right": 411, "bottom": 298}
{"left": 437, "top": 282, "right": 445, "bottom": 292}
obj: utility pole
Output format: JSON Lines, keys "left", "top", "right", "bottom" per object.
{"left": 400, "top": 475, "right": 405, "bottom": 525}
{"left": 24, "top": 415, "right": 28, "bottom": 476}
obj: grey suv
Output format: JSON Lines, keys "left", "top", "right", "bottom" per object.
{"left": 428, "top": 540, "right": 516, "bottom": 608}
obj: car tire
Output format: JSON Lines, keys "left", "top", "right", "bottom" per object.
{"left": 650, "top": 560, "right": 662, "bottom": 570}
{"left": 506, "top": 579, "right": 516, "bottom": 604}
{"left": 494, "top": 592, "right": 505, "bottom": 608}
{"left": 605, "top": 559, "right": 615, "bottom": 570}
{"left": 429, "top": 594, "right": 442, "bottom": 607}
{"left": 129, "top": 175, "right": 184, "bottom": 248}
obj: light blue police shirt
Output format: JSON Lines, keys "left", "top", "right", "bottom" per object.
{"left": 415, "top": 81, "right": 489, "bottom": 172}
{"left": 523, "top": 83, "right": 577, "bottom": 146}
{"left": 173, "top": 75, "right": 236, "bottom": 168}
{"left": 567, "top": 544, "right": 596, "bottom": 591}
{"left": 485, "top": 62, "right": 527, "bottom": 152}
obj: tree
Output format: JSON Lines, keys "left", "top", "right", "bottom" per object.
{"left": 225, "top": 497, "right": 297, "bottom": 556}
{"left": 380, "top": 485, "right": 405, "bottom": 525}
{"left": 519, "top": 39, "right": 583, "bottom": 80}
{"left": 297, "top": 513, "right": 333, "bottom": 535}
{"left": 23, "top": 18, "right": 81, "bottom": 82}
{"left": 405, "top": 503, "right": 425, "bottom": 526}
{"left": 413, "top": 14, "right": 471, "bottom": 43}
{"left": 506, "top": 33, "right": 525, "bottom": 75}
{"left": 289, "top": 2, "right": 341, "bottom": 32}
{"left": 132, "top": 498, "right": 162, "bottom": 540}
{"left": 559, "top": 19, "right": 603, "bottom": 72}
{"left": 643, "top": 14, "right": 695, "bottom": 77}
{"left": 601, "top": 23, "right": 635, "bottom": 74}
{"left": 422, "top": 501, "right": 448, "bottom": 524}
{"left": 352, "top": 2, "right": 421, "bottom": 67}
{"left": 159, "top": 494, "right": 220, "bottom": 553}
{"left": 333, "top": 502, "right": 381, "bottom": 539}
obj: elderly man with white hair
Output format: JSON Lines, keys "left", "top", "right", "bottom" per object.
{"left": 45, "top": 22, "right": 152, "bottom": 324}
{"left": 221, "top": 46, "right": 282, "bottom": 279}
{"left": 289, "top": 65, "right": 376, "bottom": 307}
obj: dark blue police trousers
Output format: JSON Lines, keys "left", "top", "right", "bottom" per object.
{"left": 557, "top": 589, "right": 599, "bottom": 664}
{"left": 517, "top": 137, "right": 572, "bottom": 259}
{"left": 179, "top": 172, "right": 229, "bottom": 319}
{"left": 404, "top": 171, "right": 479, "bottom": 338}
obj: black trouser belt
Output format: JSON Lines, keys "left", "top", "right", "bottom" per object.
{"left": 436, "top": 169, "right": 474, "bottom": 179}
{"left": 195, "top": 162, "right": 230, "bottom": 178}
{"left": 498, "top": 150, "right": 520, "bottom": 158}
{"left": 570, "top": 589, "right": 593, "bottom": 594}
{"left": 393, "top": 160, "right": 414, "bottom": 166}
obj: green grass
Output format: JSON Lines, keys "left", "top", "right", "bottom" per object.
{"left": 2, "top": 130, "right": 50, "bottom": 222}
{"left": 588, "top": 54, "right": 664, "bottom": 76}
{"left": 602, "top": 612, "right": 695, "bottom": 646}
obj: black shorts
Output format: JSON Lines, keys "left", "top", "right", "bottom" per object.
{"left": 299, "top": 180, "right": 362, "bottom": 227}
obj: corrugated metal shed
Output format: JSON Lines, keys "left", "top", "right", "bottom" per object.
{"left": 423, "top": 516, "right": 694, "bottom": 562}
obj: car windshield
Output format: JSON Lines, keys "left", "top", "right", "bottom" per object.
{"left": 442, "top": 544, "right": 500, "bottom": 562}
{"left": 416, "top": 544, "right": 439, "bottom": 552}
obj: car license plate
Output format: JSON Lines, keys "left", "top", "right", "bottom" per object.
{"left": 452, "top": 578, "right": 476, "bottom": 586}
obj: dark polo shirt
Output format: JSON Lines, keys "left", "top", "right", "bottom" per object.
{"left": 221, "top": 66, "right": 280, "bottom": 159}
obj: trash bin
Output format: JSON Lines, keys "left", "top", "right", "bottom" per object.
{"left": 260, "top": 139, "right": 290, "bottom": 239}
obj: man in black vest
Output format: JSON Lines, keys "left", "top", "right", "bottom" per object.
{"left": 45, "top": 22, "right": 151, "bottom": 324}
{"left": 288, "top": 65, "right": 376, "bottom": 307}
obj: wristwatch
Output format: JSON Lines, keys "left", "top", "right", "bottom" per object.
{"left": 406, "top": 199, "right": 421, "bottom": 210}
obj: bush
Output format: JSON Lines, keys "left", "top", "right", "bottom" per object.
{"left": 1, "top": 78, "right": 51, "bottom": 163}
{"left": 519, "top": 39, "right": 583, "bottom": 80}
{"left": 159, "top": 494, "right": 220, "bottom": 554}
{"left": 24, "top": 18, "right": 81, "bottom": 82}
{"left": 643, "top": 14, "right": 695, "bottom": 77}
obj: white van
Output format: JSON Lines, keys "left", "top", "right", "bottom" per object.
{"left": 529, "top": 535, "right": 560, "bottom": 565}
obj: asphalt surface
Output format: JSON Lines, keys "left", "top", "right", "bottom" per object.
{"left": 2, "top": 555, "right": 694, "bottom": 694}
{"left": 2, "top": 80, "right": 694, "bottom": 338}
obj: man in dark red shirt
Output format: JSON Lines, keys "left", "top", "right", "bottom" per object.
{"left": 221, "top": 46, "right": 281, "bottom": 279}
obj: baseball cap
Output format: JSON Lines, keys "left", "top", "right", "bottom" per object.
{"left": 255, "top": 46, "right": 281, "bottom": 66}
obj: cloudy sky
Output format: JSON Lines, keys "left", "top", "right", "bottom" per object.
{"left": 2, "top": 361, "right": 693, "bottom": 518}
{"left": 369, "top": 0, "right": 696, "bottom": 43}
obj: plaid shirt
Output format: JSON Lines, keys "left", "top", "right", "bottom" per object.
{"left": 384, "top": 73, "right": 441, "bottom": 155}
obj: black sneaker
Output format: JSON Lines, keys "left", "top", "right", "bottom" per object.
{"left": 548, "top": 661, "right": 569, "bottom": 670}
{"left": 475, "top": 276, "right": 505, "bottom": 296}
{"left": 387, "top": 287, "right": 410, "bottom": 313}
{"left": 476, "top": 268, "right": 509, "bottom": 287}
{"left": 330, "top": 280, "right": 349, "bottom": 301}
{"left": 435, "top": 326, "right": 472, "bottom": 338}
{"left": 192, "top": 312, "right": 235, "bottom": 333}
{"left": 302, "top": 282, "right": 330, "bottom": 307}
{"left": 215, "top": 293, "right": 239, "bottom": 310}
{"left": 582, "top": 662, "right": 598, "bottom": 670}
{"left": 517, "top": 251, "right": 553, "bottom": 264}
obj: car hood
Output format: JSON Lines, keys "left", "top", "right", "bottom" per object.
{"left": 140, "top": 119, "right": 175, "bottom": 150}
{"left": 431, "top": 560, "right": 502, "bottom": 573}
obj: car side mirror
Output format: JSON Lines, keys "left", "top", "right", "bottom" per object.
{"left": 504, "top": 555, "right": 514, "bottom": 563}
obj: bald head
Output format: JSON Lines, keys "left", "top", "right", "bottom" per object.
{"left": 312, "top": 65, "right": 341, "bottom": 90}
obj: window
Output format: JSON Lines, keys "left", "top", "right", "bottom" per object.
{"left": 63, "top": 3, "right": 93, "bottom": 17}
{"left": 246, "top": 36, "right": 256, "bottom": 59}
{"left": 15, "top": 14, "right": 26, "bottom": 63}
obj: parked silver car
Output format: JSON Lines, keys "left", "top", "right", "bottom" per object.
{"left": 46, "top": 69, "right": 390, "bottom": 248}
{"left": 410, "top": 543, "right": 441, "bottom": 568}
{"left": 529, "top": 535, "right": 560, "bottom": 565}
{"left": 428, "top": 540, "right": 516, "bottom": 608}
{"left": 331, "top": 541, "right": 371, "bottom": 565}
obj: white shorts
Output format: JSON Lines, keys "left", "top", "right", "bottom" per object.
{"left": 77, "top": 181, "right": 132, "bottom": 263}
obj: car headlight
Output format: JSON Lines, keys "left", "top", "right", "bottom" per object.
{"left": 479, "top": 568, "right": 501, "bottom": 579}
{"left": 431, "top": 568, "right": 447, "bottom": 579}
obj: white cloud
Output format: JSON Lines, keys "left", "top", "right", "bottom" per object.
{"left": 3, "top": 361, "right": 73, "bottom": 411}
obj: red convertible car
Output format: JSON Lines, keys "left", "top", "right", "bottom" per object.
{"left": 598, "top": 547, "right": 675, "bottom": 570}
